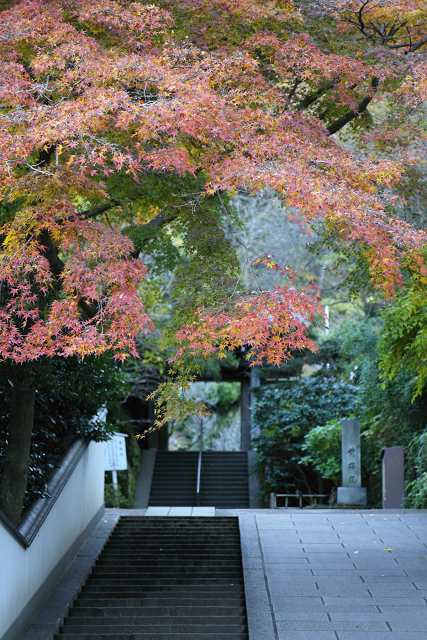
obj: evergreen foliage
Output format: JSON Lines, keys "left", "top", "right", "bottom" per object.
{"left": 254, "top": 318, "right": 427, "bottom": 506}
{"left": 0, "top": 356, "right": 129, "bottom": 510}
{"left": 252, "top": 376, "right": 357, "bottom": 502}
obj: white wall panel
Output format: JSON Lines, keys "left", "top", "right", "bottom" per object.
{"left": 0, "top": 440, "right": 104, "bottom": 639}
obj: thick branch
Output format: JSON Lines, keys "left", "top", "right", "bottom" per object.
{"left": 38, "top": 230, "right": 97, "bottom": 318}
{"left": 408, "top": 34, "right": 427, "bottom": 53}
{"left": 79, "top": 201, "right": 120, "bottom": 219}
{"left": 78, "top": 298, "right": 97, "bottom": 319}
{"left": 327, "top": 77, "right": 378, "bottom": 135}
{"left": 39, "top": 229, "right": 65, "bottom": 276}
{"left": 43, "top": 202, "right": 178, "bottom": 313}
{"left": 144, "top": 204, "right": 174, "bottom": 229}
{"left": 139, "top": 188, "right": 220, "bottom": 231}
{"left": 79, "top": 199, "right": 174, "bottom": 224}
{"left": 284, "top": 78, "right": 302, "bottom": 110}
{"left": 297, "top": 79, "right": 338, "bottom": 111}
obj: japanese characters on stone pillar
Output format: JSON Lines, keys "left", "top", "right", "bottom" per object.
{"left": 337, "top": 419, "right": 367, "bottom": 505}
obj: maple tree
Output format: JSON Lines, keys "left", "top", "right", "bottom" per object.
{"left": 0, "top": 0, "right": 426, "bottom": 524}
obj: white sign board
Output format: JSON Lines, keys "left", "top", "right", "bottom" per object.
{"left": 104, "top": 433, "right": 128, "bottom": 471}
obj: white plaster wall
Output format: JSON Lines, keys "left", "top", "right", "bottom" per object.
{"left": 0, "top": 440, "right": 105, "bottom": 638}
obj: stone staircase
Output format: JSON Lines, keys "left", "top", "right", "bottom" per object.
{"left": 200, "top": 452, "right": 250, "bottom": 509}
{"left": 149, "top": 451, "right": 199, "bottom": 507}
{"left": 148, "top": 452, "right": 250, "bottom": 508}
{"left": 54, "top": 516, "right": 248, "bottom": 640}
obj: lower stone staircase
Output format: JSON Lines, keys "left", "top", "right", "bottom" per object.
{"left": 54, "top": 516, "right": 248, "bottom": 640}
{"left": 148, "top": 452, "right": 250, "bottom": 508}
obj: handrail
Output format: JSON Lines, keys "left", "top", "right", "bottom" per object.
{"left": 20, "top": 438, "right": 89, "bottom": 544}
{"left": 0, "top": 438, "right": 89, "bottom": 548}
{"left": 196, "top": 420, "right": 203, "bottom": 507}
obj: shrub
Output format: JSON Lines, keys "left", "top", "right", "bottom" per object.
{"left": 252, "top": 376, "right": 356, "bottom": 503}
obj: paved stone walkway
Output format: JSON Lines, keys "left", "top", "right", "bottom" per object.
{"left": 229, "top": 509, "right": 427, "bottom": 640}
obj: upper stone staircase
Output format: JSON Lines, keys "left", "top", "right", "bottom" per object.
{"left": 148, "top": 451, "right": 250, "bottom": 509}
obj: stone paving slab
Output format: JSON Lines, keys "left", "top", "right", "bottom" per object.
{"left": 276, "top": 630, "right": 337, "bottom": 639}
{"left": 271, "top": 589, "right": 372, "bottom": 598}
{"left": 144, "top": 506, "right": 216, "bottom": 516}
{"left": 323, "top": 596, "right": 427, "bottom": 606}
{"left": 371, "top": 589, "right": 427, "bottom": 597}
{"left": 277, "top": 620, "right": 390, "bottom": 631}
{"left": 221, "top": 508, "right": 427, "bottom": 640}
{"left": 389, "top": 619, "right": 427, "bottom": 631}
{"left": 338, "top": 635, "right": 427, "bottom": 640}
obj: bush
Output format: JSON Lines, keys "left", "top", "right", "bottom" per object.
{"left": 405, "top": 429, "right": 427, "bottom": 508}
{"left": 300, "top": 418, "right": 383, "bottom": 505}
{"left": 0, "top": 356, "right": 130, "bottom": 510}
{"left": 252, "top": 376, "right": 357, "bottom": 503}
{"left": 300, "top": 420, "right": 342, "bottom": 486}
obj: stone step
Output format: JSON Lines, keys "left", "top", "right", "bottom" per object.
{"left": 78, "top": 591, "right": 244, "bottom": 600}
{"left": 60, "top": 623, "right": 245, "bottom": 633}
{"left": 87, "top": 577, "right": 243, "bottom": 584}
{"left": 91, "top": 567, "right": 243, "bottom": 575}
{"left": 70, "top": 606, "right": 245, "bottom": 617}
{"left": 113, "top": 524, "right": 233, "bottom": 529}
{"left": 66, "top": 614, "right": 246, "bottom": 624}
{"left": 110, "top": 532, "right": 237, "bottom": 536}
{"left": 151, "top": 475, "right": 248, "bottom": 481}
{"left": 74, "top": 598, "right": 244, "bottom": 608}
{"left": 80, "top": 584, "right": 244, "bottom": 594}
{"left": 96, "top": 560, "right": 242, "bottom": 567}
{"left": 105, "top": 540, "right": 239, "bottom": 546}
{"left": 81, "top": 584, "right": 244, "bottom": 594}
{"left": 108, "top": 535, "right": 239, "bottom": 540}
{"left": 107, "top": 534, "right": 240, "bottom": 540}
{"left": 99, "top": 551, "right": 240, "bottom": 557}
{"left": 100, "top": 541, "right": 238, "bottom": 557}
{"left": 117, "top": 516, "right": 229, "bottom": 521}
{"left": 55, "top": 633, "right": 247, "bottom": 640}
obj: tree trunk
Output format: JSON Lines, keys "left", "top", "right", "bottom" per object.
{"left": 0, "top": 377, "right": 35, "bottom": 526}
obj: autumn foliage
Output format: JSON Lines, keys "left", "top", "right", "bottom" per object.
{"left": 1, "top": 0, "right": 427, "bottom": 388}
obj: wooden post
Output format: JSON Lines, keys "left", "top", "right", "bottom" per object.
{"left": 111, "top": 470, "right": 119, "bottom": 507}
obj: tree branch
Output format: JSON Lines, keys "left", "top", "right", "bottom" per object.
{"left": 38, "top": 230, "right": 97, "bottom": 318}
{"left": 79, "top": 201, "right": 121, "bottom": 219}
{"left": 297, "top": 79, "right": 339, "bottom": 111}
{"left": 79, "top": 200, "right": 175, "bottom": 226}
{"left": 39, "top": 229, "right": 65, "bottom": 276}
{"left": 327, "top": 77, "right": 378, "bottom": 135}
{"left": 408, "top": 34, "right": 427, "bottom": 53}
{"left": 342, "top": 2, "right": 427, "bottom": 52}
{"left": 144, "top": 204, "right": 174, "bottom": 229}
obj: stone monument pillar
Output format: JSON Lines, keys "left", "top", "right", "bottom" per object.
{"left": 337, "top": 419, "right": 367, "bottom": 505}
{"left": 382, "top": 446, "right": 404, "bottom": 509}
